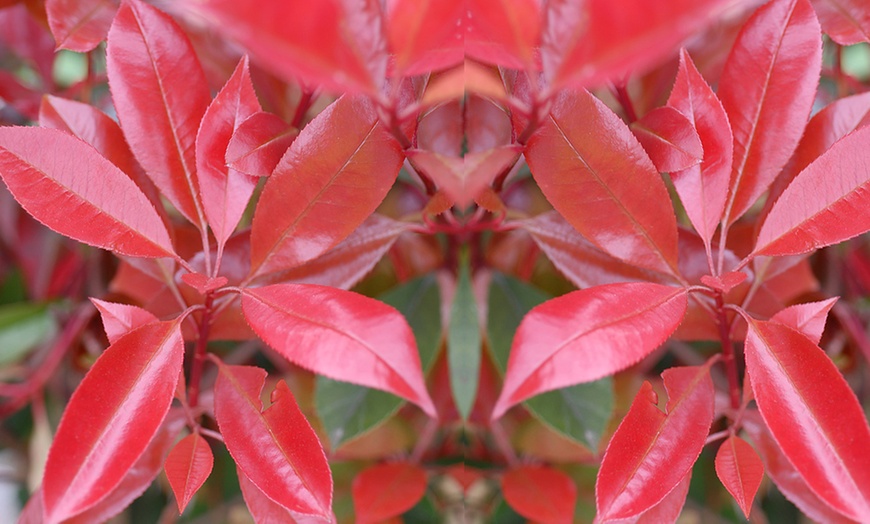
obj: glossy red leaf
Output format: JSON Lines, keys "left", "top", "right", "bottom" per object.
{"left": 107, "top": 0, "right": 210, "bottom": 227}
{"left": 248, "top": 95, "right": 403, "bottom": 279}
{"left": 388, "top": 0, "right": 464, "bottom": 75}
{"left": 596, "top": 364, "right": 715, "bottom": 521}
{"left": 744, "top": 319, "right": 870, "bottom": 521}
{"left": 181, "top": 273, "right": 228, "bottom": 295}
{"left": 700, "top": 271, "right": 747, "bottom": 294}
{"left": 753, "top": 125, "right": 870, "bottom": 258}
{"left": 811, "top": 0, "right": 870, "bottom": 44}
{"left": 630, "top": 471, "right": 692, "bottom": 524}
{"left": 770, "top": 297, "right": 837, "bottom": 344}
{"left": 240, "top": 284, "right": 436, "bottom": 417}
{"left": 742, "top": 412, "right": 859, "bottom": 524}
{"left": 502, "top": 465, "right": 576, "bottom": 524}
{"left": 541, "top": 0, "right": 730, "bottom": 91}
{"left": 187, "top": 0, "right": 386, "bottom": 95}
{"left": 0, "top": 127, "right": 177, "bottom": 259}
{"left": 165, "top": 433, "right": 214, "bottom": 513}
{"left": 226, "top": 111, "right": 297, "bottom": 178}
{"left": 238, "top": 467, "right": 333, "bottom": 524}
{"left": 715, "top": 435, "right": 764, "bottom": 518}
{"left": 466, "top": 0, "right": 540, "bottom": 69}
{"left": 352, "top": 462, "right": 427, "bottom": 524}
{"left": 666, "top": 49, "right": 733, "bottom": 244}
{"left": 90, "top": 298, "right": 159, "bottom": 344}
{"left": 213, "top": 362, "right": 333, "bottom": 520}
{"left": 719, "top": 0, "right": 822, "bottom": 225}
{"left": 525, "top": 90, "right": 679, "bottom": 275}
{"left": 492, "top": 282, "right": 687, "bottom": 419}
{"left": 196, "top": 56, "right": 262, "bottom": 246}
{"left": 42, "top": 320, "right": 184, "bottom": 524}
{"left": 46, "top": 0, "right": 117, "bottom": 52}
{"left": 630, "top": 106, "right": 702, "bottom": 173}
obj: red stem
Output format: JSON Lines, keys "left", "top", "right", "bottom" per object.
{"left": 188, "top": 294, "right": 214, "bottom": 410}
{"left": 715, "top": 293, "right": 741, "bottom": 412}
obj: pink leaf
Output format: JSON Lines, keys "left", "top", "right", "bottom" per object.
{"left": 213, "top": 362, "right": 333, "bottom": 520}
{"left": 0, "top": 127, "right": 177, "bottom": 259}
{"left": 466, "top": 0, "right": 540, "bottom": 69}
{"left": 240, "top": 284, "right": 435, "bottom": 417}
{"left": 90, "top": 298, "right": 159, "bottom": 344}
{"left": 46, "top": 0, "right": 117, "bottom": 52}
{"left": 525, "top": 89, "right": 679, "bottom": 275}
{"left": 744, "top": 319, "right": 870, "bottom": 521}
{"left": 811, "top": 0, "right": 870, "bottom": 45}
{"left": 700, "top": 271, "right": 747, "bottom": 294}
{"left": 770, "top": 297, "right": 838, "bottom": 344}
{"left": 492, "top": 282, "right": 687, "bottom": 419}
{"left": 719, "top": 0, "right": 822, "bottom": 225}
{"left": 353, "top": 462, "right": 428, "bottom": 524}
{"left": 596, "top": 364, "right": 715, "bottom": 521}
{"left": 180, "top": 273, "right": 229, "bottom": 295}
{"left": 388, "top": 0, "right": 464, "bottom": 75}
{"left": 629, "top": 471, "right": 692, "bottom": 524}
{"left": 502, "top": 465, "right": 577, "bottom": 524}
{"left": 165, "top": 433, "right": 214, "bottom": 513}
{"left": 630, "top": 106, "right": 702, "bottom": 173}
{"left": 42, "top": 320, "right": 184, "bottom": 523}
{"left": 715, "top": 435, "right": 764, "bottom": 518}
{"left": 107, "top": 0, "right": 210, "bottom": 227}
{"left": 226, "top": 111, "right": 297, "bottom": 178}
{"left": 249, "top": 95, "right": 403, "bottom": 279}
{"left": 238, "top": 468, "right": 333, "bottom": 523}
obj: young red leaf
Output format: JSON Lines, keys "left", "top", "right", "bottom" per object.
{"left": 492, "top": 282, "right": 687, "bottom": 419}
{"left": 466, "top": 0, "right": 540, "bottom": 69}
{"left": 631, "top": 471, "right": 692, "bottom": 524}
{"left": 700, "top": 271, "right": 747, "bottom": 294}
{"left": 238, "top": 467, "right": 332, "bottom": 524}
{"left": 596, "top": 364, "right": 715, "bottom": 521}
{"left": 502, "top": 465, "right": 576, "bottom": 524}
{"left": 181, "top": 273, "right": 228, "bottom": 295}
{"left": 388, "top": 0, "right": 464, "bottom": 75}
{"left": 196, "top": 56, "right": 262, "bottom": 247}
{"left": 248, "top": 95, "right": 403, "bottom": 279}
{"left": 744, "top": 319, "right": 870, "bottom": 521}
{"left": 240, "top": 284, "right": 436, "bottom": 417}
{"left": 715, "top": 435, "right": 764, "bottom": 518}
{"left": 46, "top": 0, "right": 117, "bottom": 52}
{"left": 770, "top": 297, "right": 838, "bottom": 344}
{"left": 0, "top": 127, "right": 177, "bottom": 259}
{"left": 811, "top": 0, "right": 870, "bottom": 44}
{"left": 666, "top": 49, "right": 733, "bottom": 244}
{"left": 525, "top": 90, "right": 680, "bottom": 276}
{"left": 226, "top": 111, "right": 297, "bottom": 178}
{"left": 753, "top": 125, "right": 870, "bottom": 258}
{"left": 42, "top": 320, "right": 184, "bottom": 524}
{"left": 165, "top": 433, "right": 214, "bottom": 513}
{"left": 90, "top": 298, "right": 159, "bottom": 344}
{"left": 541, "top": 0, "right": 730, "bottom": 91}
{"left": 719, "top": 0, "right": 822, "bottom": 225}
{"left": 630, "top": 106, "right": 702, "bottom": 173}
{"left": 213, "top": 362, "right": 333, "bottom": 520}
{"left": 107, "top": 0, "right": 210, "bottom": 228}
{"left": 187, "top": 0, "right": 386, "bottom": 95}
{"left": 352, "top": 462, "right": 427, "bottom": 524}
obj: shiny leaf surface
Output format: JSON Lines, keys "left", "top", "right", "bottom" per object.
{"left": 388, "top": 0, "right": 464, "bottom": 75}
{"left": 715, "top": 435, "right": 764, "bottom": 518}
{"left": 165, "top": 433, "right": 214, "bottom": 513}
{"left": 90, "top": 298, "right": 159, "bottom": 344}
{"left": 630, "top": 106, "right": 702, "bottom": 173}
{"left": 811, "top": 0, "right": 870, "bottom": 44}
{"left": 46, "top": 0, "right": 117, "bottom": 52}
{"left": 353, "top": 462, "right": 427, "bottom": 524}
{"left": 770, "top": 297, "right": 837, "bottom": 344}
{"left": 503, "top": 465, "right": 576, "bottom": 524}
{"left": 226, "top": 111, "right": 297, "bottom": 178}
{"left": 466, "top": 0, "right": 540, "bottom": 69}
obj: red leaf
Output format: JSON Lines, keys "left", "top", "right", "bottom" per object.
{"left": 0, "top": 127, "right": 177, "bottom": 259}
{"left": 165, "top": 433, "right": 214, "bottom": 513}
{"left": 719, "top": 0, "right": 822, "bottom": 225}
{"left": 630, "top": 106, "right": 702, "bottom": 173}
{"left": 502, "top": 465, "right": 576, "bottom": 524}
{"left": 466, "top": 0, "right": 540, "bottom": 69}
{"left": 213, "top": 362, "right": 333, "bottom": 520}
{"left": 715, "top": 435, "right": 764, "bottom": 518}
{"left": 46, "top": 0, "right": 117, "bottom": 52}
{"left": 240, "top": 284, "right": 436, "bottom": 417}
{"left": 666, "top": 49, "right": 733, "bottom": 244}
{"left": 630, "top": 471, "right": 692, "bottom": 524}
{"left": 196, "top": 56, "right": 262, "bottom": 247}
{"left": 353, "top": 462, "right": 427, "bottom": 524}
{"left": 42, "top": 320, "right": 184, "bottom": 523}
{"left": 770, "top": 297, "right": 838, "bottom": 344}
{"left": 181, "top": 273, "right": 228, "bottom": 295}
{"left": 248, "top": 95, "right": 403, "bottom": 279}
{"left": 752, "top": 125, "right": 870, "bottom": 258}
{"left": 226, "top": 111, "right": 297, "bottom": 178}
{"left": 238, "top": 467, "right": 332, "bottom": 523}
{"left": 742, "top": 411, "right": 860, "bottom": 524}
{"left": 90, "top": 298, "right": 159, "bottom": 344}
{"left": 541, "top": 0, "right": 730, "bottom": 91}
{"left": 492, "top": 282, "right": 687, "bottom": 419}
{"left": 525, "top": 90, "right": 679, "bottom": 275}
{"left": 744, "top": 319, "right": 870, "bottom": 521}
{"left": 388, "top": 0, "right": 464, "bottom": 75}
{"left": 188, "top": 0, "right": 386, "bottom": 95}
{"left": 700, "top": 271, "right": 747, "bottom": 294}
{"left": 811, "top": 0, "right": 870, "bottom": 44}
{"left": 596, "top": 364, "right": 715, "bottom": 521}
{"left": 107, "top": 0, "right": 210, "bottom": 227}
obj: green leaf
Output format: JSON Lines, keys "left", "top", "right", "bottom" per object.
{"left": 449, "top": 252, "right": 481, "bottom": 420}
{"left": 0, "top": 303, "right": 57, "bottom": 366}
{"left": 315, "top": 275, "right": 443, "bottom": 447}
{"left": 487, "top": 272, "right": 613, "bottom": 449}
